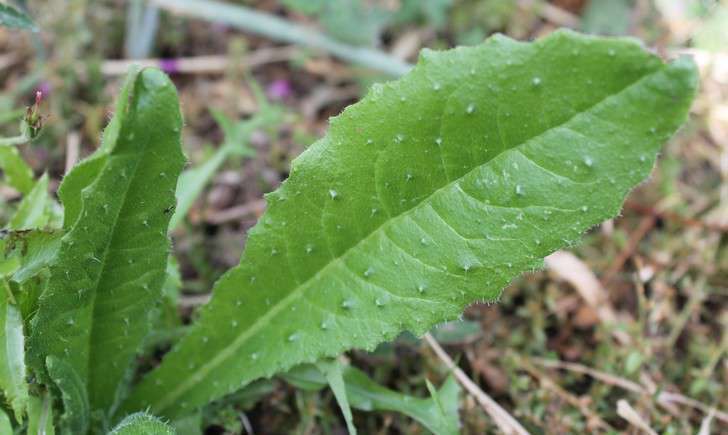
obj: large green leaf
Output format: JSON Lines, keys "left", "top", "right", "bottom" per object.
{"left": 28, "top": 68, "right": 185, "bottom": 420}
{"left": 122, "top": 30, "right": 697, "bottom": 418}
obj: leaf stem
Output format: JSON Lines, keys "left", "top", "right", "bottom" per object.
{"left": 0, "top": 134, "right": 28, "bottom": 147}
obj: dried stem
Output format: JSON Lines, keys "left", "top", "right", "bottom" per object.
{"left": 423, "top": 333, "right": 530, "bottom": 435}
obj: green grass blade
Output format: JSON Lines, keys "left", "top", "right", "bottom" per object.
{"left": 122, "top": 30, "right": 698, "bottom": 418}
{"left": 28, "top": 68, "right": 185, "bottom": 418}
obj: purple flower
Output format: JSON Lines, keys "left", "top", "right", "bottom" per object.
{"left": 36, "top": 81, "right": 52, "bottom": 98}
{"left": 267, "top": 79, "right": 292, "bottom": 100}
{"left": 159, "top": 58, "right": 180, "bottom": 74}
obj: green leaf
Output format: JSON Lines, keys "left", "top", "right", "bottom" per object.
{"left": 317, "top": 359, "right": 357, "bottom": 435}
{"left": 27, "top": 393, "right": 55, "bottom": 435}
{"left": 0, "top": 3, "right": 36, "bottom": 31}
{"left": 0, "top": 145, "right": 34, "bottom": 194}
{"left": 46, "top": 356, "right": 90, "bottom": 434}
{"left": 0, "top": 286, "right": 29, "bottom": 421}
{"left": 28, "top": 68, "right": 185, "bottom": 418}
{"left": 424, "top": 378, "right": 459, "bottom": 435}
{"left": 581, "top": 0, "right": 633, "bottom": 36}
{"left": 1, "top": 230, "right": 62, "bottom": 284}
{"left": 109, "top": 412, "right": 174, "bottom": 435}
{"left": 8, "top": 173, "right": 50, "bottom": 230}
{"left": 58, "top": 66, "right": 140, "bottom": 231}
{"left": 284, "top": 364, "right": 460, "bottom": 434}
{"left": 0, "top": 408, "right": 11, "bottom": 434}
{"left": 430, "top": 320, "right": 481, "bottom": 344}
{"left": 123, "top": 30, "right": 698, "bottom": 418}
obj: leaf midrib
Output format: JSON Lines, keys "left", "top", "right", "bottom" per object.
{"left": 149, "top": 64, "right": 662, "bottom": 413}
{"left": 83, "top": 132, "right": 150, "bottom": 399}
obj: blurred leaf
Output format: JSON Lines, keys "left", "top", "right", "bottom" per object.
{"left": 171, "top": 412, "right": 202, "bottom": 435}
{"left": 285, "top": 363, "right": 460, "bottom": 434}
{"left": 0, "top": 408, "right": 11, "bottom": 434}
{"left": 393, "top": 0, "right": 452, "bottom": 29}
{"left": 109, "top": 412, "right": 175, "bottom": 435}
{"left": 345, "top": 370, "right": 460, "bottom": 435}
{"left": 0, "top": 146, "right": 34, "bottom": 194}
{"left": 170, "top": 94, "right": 282, "bottom": 230}
{"left": 0, "top": 284, "right": 28, "bottom": 421}
{"left": 450, "top": 0, "right": 517, "bottom": 45}
{"left": 624, "top": 350, "right": 643, "bottom": 374}
{"left": 283, "top": 0, "right": 389, "bottom": 46}
{"left": 8, "top": 173, "right": 49, "bottom": 230}
{"left": 0, "top": 3, "right": 36, "bottom": 31}
{"left": 430, "top": 320, "right": 481, "bottom": 344}
{"left": 693, "top": 5, "right": 728, "bottom": 51}
{"left": 581, "top": 0, "right": 633, "bottom": 36}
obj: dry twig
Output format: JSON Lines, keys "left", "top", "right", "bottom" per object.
{"left": 423, "top": 333, "right": 530, "bottom": 435}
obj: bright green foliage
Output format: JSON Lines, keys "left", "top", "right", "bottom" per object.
{"left": 122, "top": 30, "right": 697, "bottom": 419}
{"left": 316, "top": 359, "right": 357, "bottom": 435}
{"left": 0, "top": 408, "right": 10, "bottom": 434}
{"left": 3, "top": 230, "right": 61, "bottom": 285}
{"left": 47, "top": 355, "right": 91, "bottom": 434}
{"left": 27, "top": 394, "right": 55, "bottom": 435}
{"left": 0, "top": 230, "right": 61, "bottom": 328}
{"left": 0, "top": 3, "right": 36, "bottom": 31}
{"left": 284, "top": 363, "right": 460, "bottom": 434}
{"left": 28, "top": 68, "right": 185, "bottom": 422}
{"left": 109, "top": 412, "right": 174, "bottom": 435}
{"left": 0, "top": 146, "right": 34, "bottom": 194}
{"left": 8, "top": 173, "right": 50, "bottom": 230}
{"left": 0, "top": 286, "right": 28, "bottom": 420}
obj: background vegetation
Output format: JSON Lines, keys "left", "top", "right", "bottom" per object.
{"left": 1, "top": 0, "right": 725, "bottom": 433}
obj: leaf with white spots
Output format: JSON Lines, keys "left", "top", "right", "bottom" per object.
{"left": 28, "top": 68, "right": 185, "bottom": 422}
{"left": 122, "top": 30, "right": 697, "bottom": 419}
{"left": 109, "top": 412, "right": 174, "bottom": 435}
